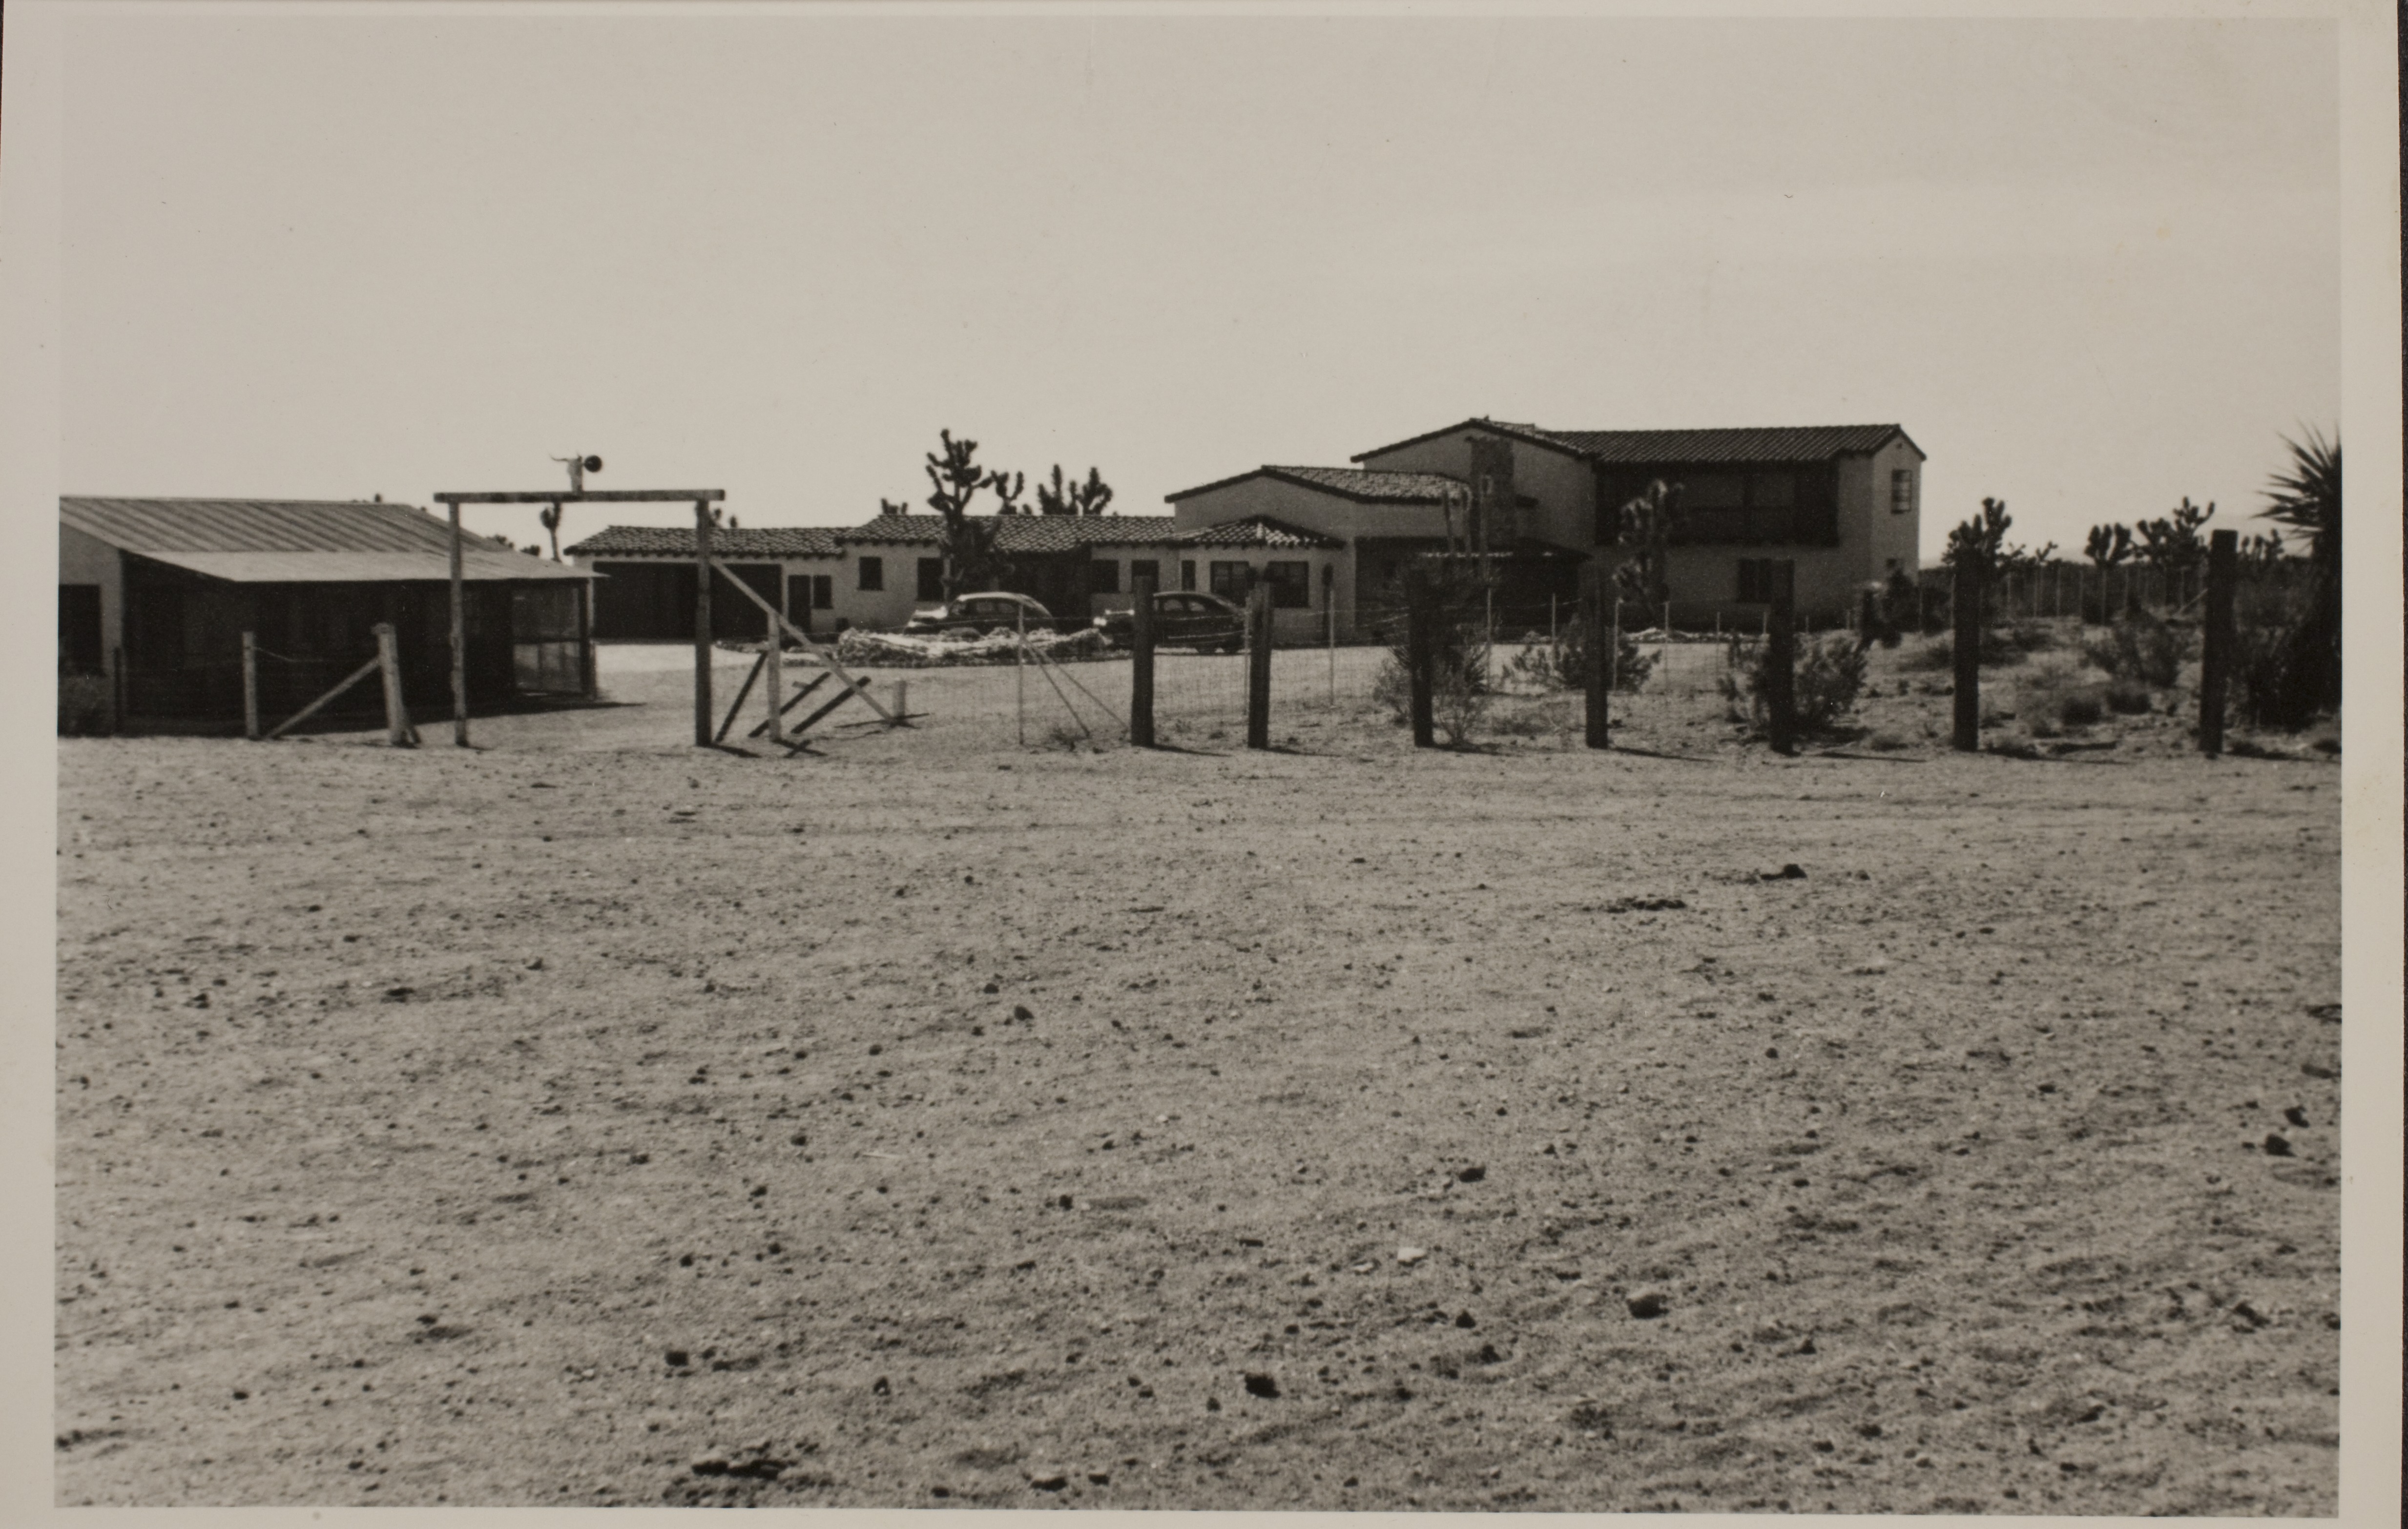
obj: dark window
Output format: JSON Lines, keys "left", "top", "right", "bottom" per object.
{"left": 1736, "top": 558, "right": 1795, "bottom": 604}
{"left": 59, "top": 585, "right": 103, "bottom": 673}
{"left": 1180, "top": 560, "right": 1197, "bottom": 591}
{"left": 916, "top": 558, "right": 944, "bottom": 600}
{"left": 1089, "top": 559, "right": 1120, "bottom": 596}
{"left": 1890, "top": 468, "right": 1915, "bottom": 515}
{"left": 1264, "top": 560, "right": 1310, "bottom": 609}
{"left": 1129, "top": 559, "right": 1161, "bottom": 592}
{"left": 857, "top": 556, "right": 884, "bottom": 591}
{"left": 1209, "top": 561, "right": 1251, "bottom": 598}
{"left": 812, "top": 575, "right": 833, "bottom": 610}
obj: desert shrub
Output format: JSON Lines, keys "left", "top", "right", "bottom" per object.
{"left": 58, "top": 671, "right": 111, "bottom": 736}
{"left": 2235, "top": 617, "right": 2338, "bottom": 731}
{"left": 2013, "top": 657, "right": 2108, "bottom": 737}
{"left": 1375, "top": 567, "right": 1492, "bottom": 744}
{"left": 2080, "top": 614, "right": 2193, "bottom": 689}
{"left": 1501, "top": 621, "right": 1655, "bottom": 693}
{"left": 1718, "top": 633, "right": 1868, "bottom": 737}
{"left": 2103, "top": 677, "right": 2150, "bottom": 714}
{"left": 1899, "top": 628, "right": 2029, "bottom": 671}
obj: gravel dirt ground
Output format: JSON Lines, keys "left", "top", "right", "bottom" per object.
{"left": 55, "top": 641, "right": 2341, "bottom": 1511}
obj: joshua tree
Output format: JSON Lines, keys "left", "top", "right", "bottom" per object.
{"left": 1611, "top": 480, "right": 1683, "bottom": 615}
{"left": 2136, "top": 497, "right": 2215, "bottom": 572}
{"left": 2083, "top": 523, "right": 2134, "bottom": 622}
{"left": 921, "top": 430, "right": 1014, "bottom": 599}
{"left": 1036, "top": 464, "right": 1115, "bottom": 517}
{"left": 1943, "top": 497, "right": 2013, "bottom": 574}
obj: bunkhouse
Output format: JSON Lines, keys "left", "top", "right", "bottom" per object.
{"left": 567, "top": 510, "right": 1184, "bottom": 637}
{"left": 1168, "top": 419, "right": 1925, "bottom": 634}
{"left": 60, "top": 496, "right": 599, "bottom": 733}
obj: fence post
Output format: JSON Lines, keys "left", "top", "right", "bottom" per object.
{"left": 764, "top": 619, "right": 785, "bottom": 747}
{"left": 1404, "top": 564, "right": 1436, "bottom": 748}
{"left": 693, "top": 500, "right": 715, "bottom": 747}
{"left": 373, "top": 623, "right": 408, "bottom": 744}
{"left": 1325, "top": 566, "right": 1337, "bottom": 708}
{"left": 1952, "top": 560, "right": 1981, "bottom": 752}
{"left": 1765, "top": 592, "right": 1798, "bottom": 756}
{"left": 1858, "top": 587, "right": 1880, "bottom": 645}
{"left": 241, "top": 631, "right": 261, "bottom": 741}
{"left": 110, "top": 645, "right": 125, "bottom": 735}
{"left": 1129, "top": 572, "right": 1156, "bottom": 748}
{"left": 1015, "top": 604, "right": 1027, "bottom": 747}
{"left": 1245, "top": 582, "right": 1273, "bottom": 749}
{"left": 1580, "top": 562, "right": 1609, "bottom": 749}
{"left": 891, "top": 679, "right": 908, "bottom": 726}
{"left": 448, "top": 504, "right": 469, "bottom": 746}
{"left": 2199, "top": 528, "right": 2237, "bottom": 756}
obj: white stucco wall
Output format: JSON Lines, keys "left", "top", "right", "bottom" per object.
{"left": 1354, "top": 430, "right": 1597, "bottom": 549}
{"left": 1171, "top": 475, "right": 1446, "bottom": 635}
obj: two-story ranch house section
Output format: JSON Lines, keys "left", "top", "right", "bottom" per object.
{"left": 1167, "top": 418, "right": 1923, "bottom": 634}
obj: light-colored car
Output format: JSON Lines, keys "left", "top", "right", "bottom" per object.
{"left": 902, "top": 591, "right": 1055, "bottom": 636}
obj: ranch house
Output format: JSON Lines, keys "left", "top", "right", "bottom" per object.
{"left": 1168, "top": 419, "right": 1924, "bottom": 634}
{"left": 61, "top": 496, "right": 598, "bottom": 733}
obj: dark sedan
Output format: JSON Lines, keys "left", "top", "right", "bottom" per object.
{"left": 1093, "top": 591, "right": 1247, "bottom": 652}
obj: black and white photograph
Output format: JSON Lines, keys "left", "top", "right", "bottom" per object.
{"left": 12, "top": 2, "right": 2400, "bottom": 1519}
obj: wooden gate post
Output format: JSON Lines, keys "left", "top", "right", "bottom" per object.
{"left": 1129, "top": 572, "right": 1157, "bottom": 748}
{"left": 1579, "top": 562, "right": 1609, "bottom": 749}
{"left": 1404, "top": 564, "right": 1436, "bottom": 748}
{"left": 448, "top": 504, "right": 468, "bottom": 746}
{"left": 1766, "top": 593, "right": 1798, "bottom": 755}
{"left": 2199, "top": 527, "right": 2237, "bottom": 756}
{"left": 375, "top": 622, "right": 412, "bottom": 746}
{"left": 241, "top": 631, "right": 261, "bottom": 741}
{"left": 1951, "top": 560, "right": 1981, "bottom": 752}
{"left": 694, "top": 499, "right": 715, "bottom": 747}
{"left": 1245, "top": 582, "right": 1273, "bottom": 750}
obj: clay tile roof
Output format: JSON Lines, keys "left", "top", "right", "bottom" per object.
{"left": 1165, "top": 465, "right": 1464, "bottom": 503}
{"left": 1350, "top": 418, "right": 1920, "bottom": 466}
{"left": 1533, "top": 424, "right": 1917, "bottom": 465}
{"left": 565, "top": 525, "right": 843, "bottom": 558}
{"left": 834, "top": 514, "right": 1180, "bottom": 551}
{"left": 1173, "top": 515, "right": 1346, "bottom": 550}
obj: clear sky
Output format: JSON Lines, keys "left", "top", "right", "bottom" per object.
{"left": 62, "top": 12, "right": 2338, "bottom": 561}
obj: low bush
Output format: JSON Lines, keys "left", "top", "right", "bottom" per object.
{"left": 59, "top": 672, "right": 111, "bottom": 736}
{"left": 2079, "top": 615, "right": 2193, "bottom": 689}
{"left": 2013, "top": 657, "right": 2109, "bottom": 737}
{"left": 1718, "top": 633, "right": 1868, "bottom": 737}
{"left": 2104, "top": 676, "right": 2154, "bottom": 715}
{"left": 1500, "top": 621, "right": 1656, "bottom": 694}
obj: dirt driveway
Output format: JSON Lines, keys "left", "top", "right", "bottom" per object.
{"left": 55, "top": 672, "right": 2340, "bottom": 1511}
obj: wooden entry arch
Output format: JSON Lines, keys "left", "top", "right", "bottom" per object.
{"left": 433, "top": 488, "right": 722, "bottom": 746}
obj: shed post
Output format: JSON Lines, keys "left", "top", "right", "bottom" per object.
{"left": 694, "top": 500, "right": 714, "bottom": 747}
{"left": 1245, "top": 582, "right": 1273, "bottom": 749}
{"left": 1951, "top": 560, "right": 1981, "bottom": 752}
{"left": 241, "top": 631, "right": 261, "bottom": 741}
{"left": 448, "top": 504, "right": 468, "bottom": 745}
{"left": 1579, "top": 562, "right": 1608, "bottom": 749}
{"left": 2199, "top": 528, "right": 2237, "bottom": 756}
{"left": 375, "top": 622, "right": 411, "bottom": 747}
{"left": 1128, "top": 571, "right": 1157, "bottom": 748}
{"left": 577, "top": 576, "right": 597, "bottom": 699}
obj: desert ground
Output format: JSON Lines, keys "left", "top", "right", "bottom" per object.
{"left": 55, "top": 640, "right": 2341, "bottom": 1511}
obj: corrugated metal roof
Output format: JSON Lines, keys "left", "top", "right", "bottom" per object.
{"left": 133, "top": 549, "right": 592, "bottom": 584}
{"left": 1174, "top": 515, "right": 1346, "bottom": 550}
{"left": 62, "top": 497, "right": 591, "bottom": 582}
{"left": 568, "top": 525, "right": 844, "bottom": 558}
{"left": 1535, "top": 424, "right": 1913, "bottom": 464}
